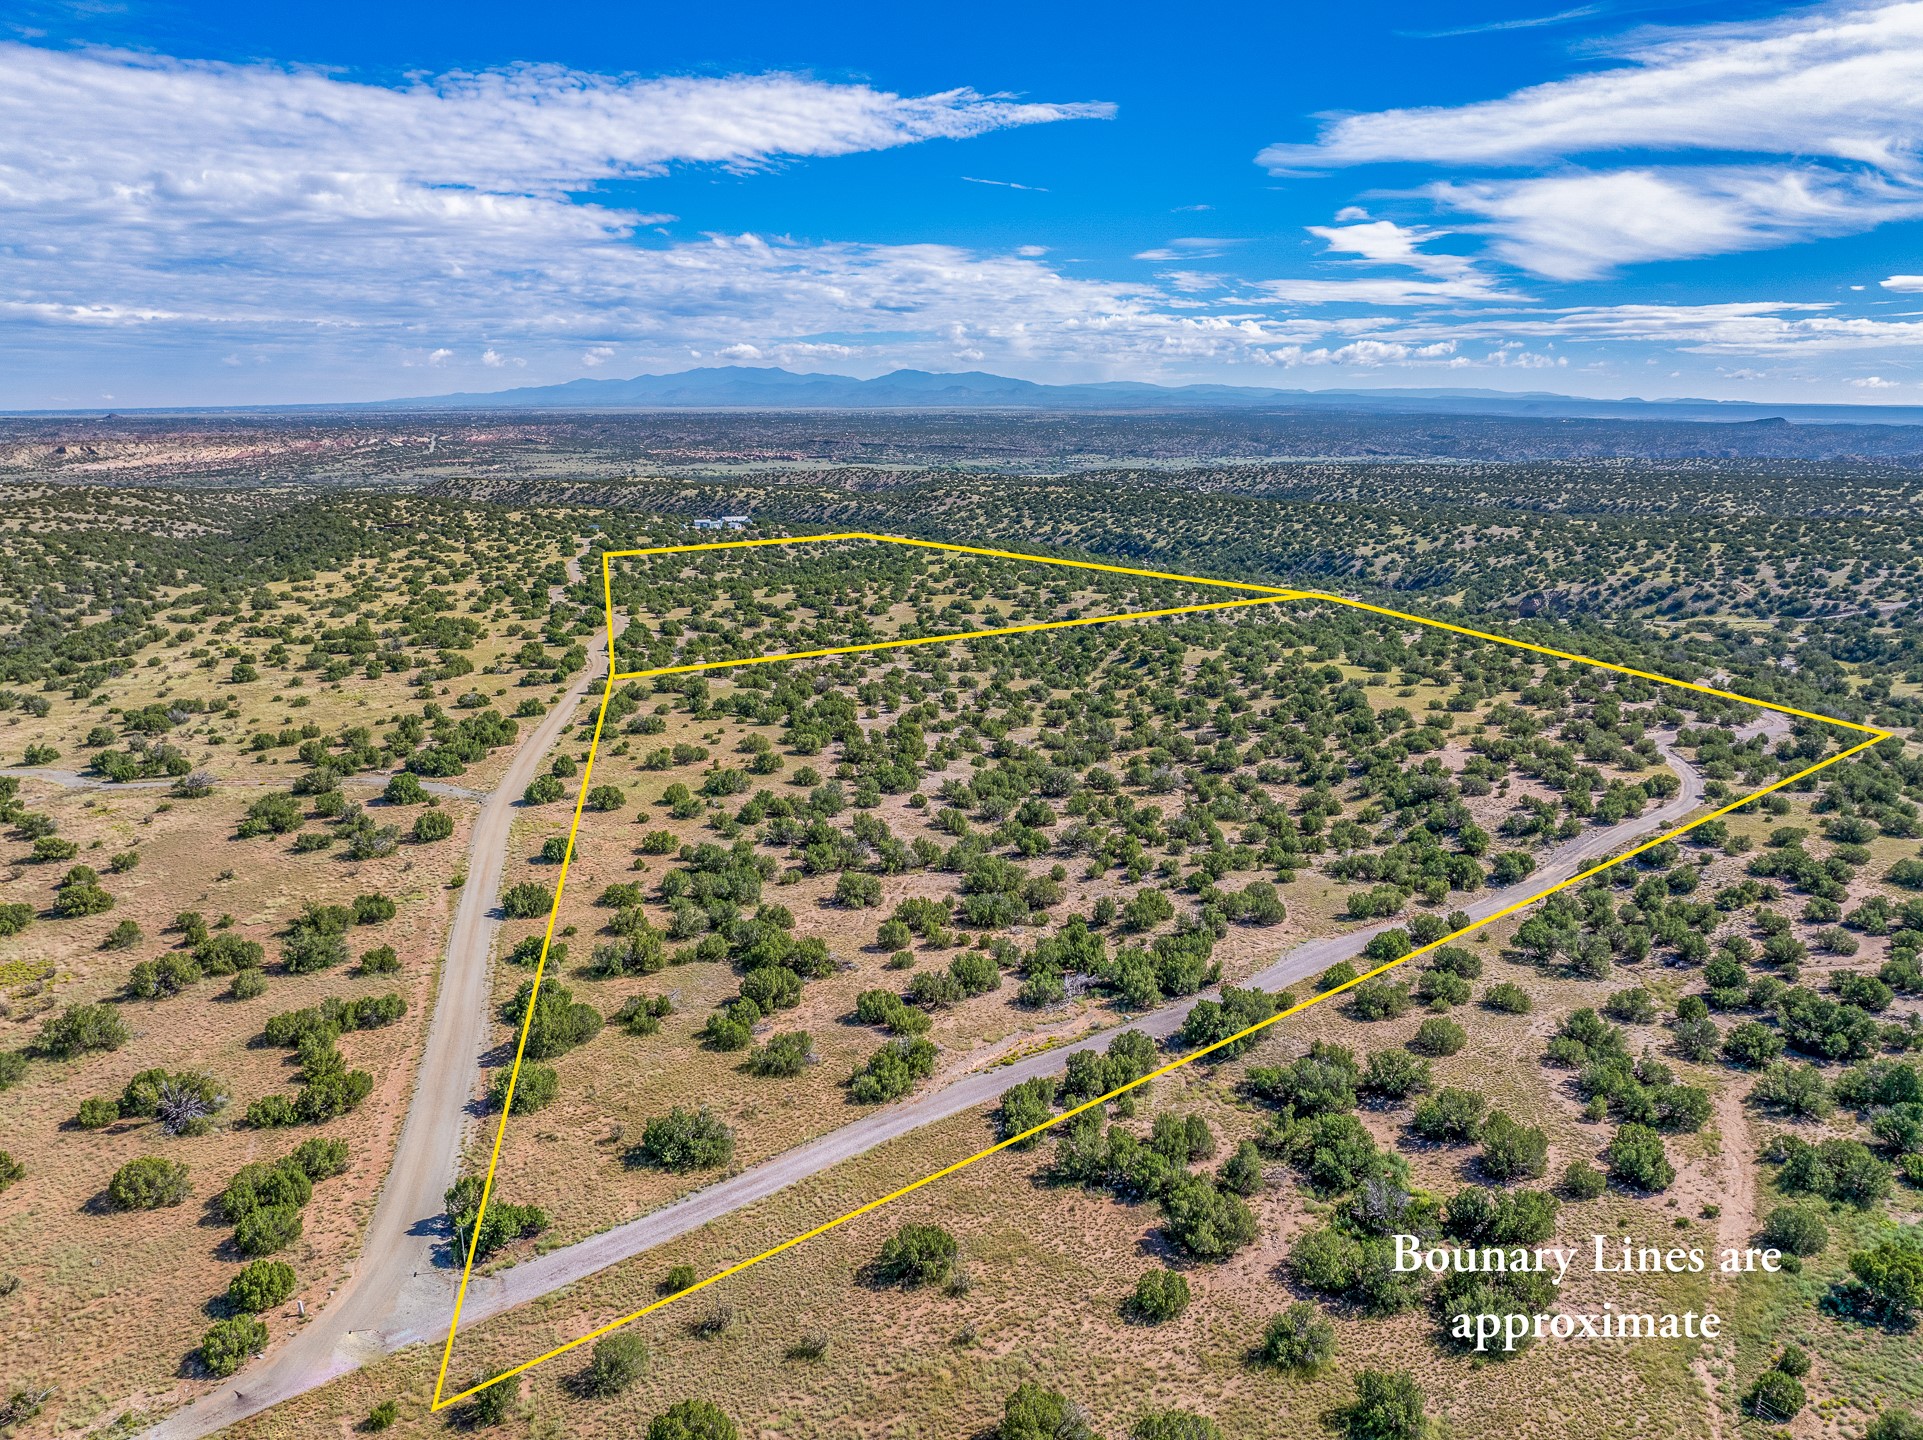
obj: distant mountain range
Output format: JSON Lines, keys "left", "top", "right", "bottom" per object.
{"left": 375, "top": 365, "right": 1923, "bottom": 426}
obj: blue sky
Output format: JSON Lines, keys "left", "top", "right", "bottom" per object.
{"left": 5, "top": 0, "right": 1923, "bottom": 406}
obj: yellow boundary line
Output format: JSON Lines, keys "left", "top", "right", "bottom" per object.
{"left": 430, "top": 532, "right": 1892, "bottom": 1409}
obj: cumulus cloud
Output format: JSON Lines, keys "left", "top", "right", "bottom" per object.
{"left": 1256, "top": 1, "right": 1923, "bottom": 275}
{"left": 1882, "top": 274, "right": 1923, "bottom": 289}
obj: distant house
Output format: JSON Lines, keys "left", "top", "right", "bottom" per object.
{"left": 692, "top": 515, "right": 752, "bottom": 531}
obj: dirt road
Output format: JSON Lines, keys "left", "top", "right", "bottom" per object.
{"left": 142, "top": 547, "right": 604, "bottom": 1440}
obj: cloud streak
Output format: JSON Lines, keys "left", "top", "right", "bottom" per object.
{"left": 1258, "top": 1, "right": 1923, "bottom": 276}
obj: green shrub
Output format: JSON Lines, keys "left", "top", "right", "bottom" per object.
{"left": 228, "top": 1259, "right": 297, "bottom": 1312}
{"left": 490, "top": 1063, "right": 559, "bottom": 1114}
{"left": 1260, "top": 1301, "right": 1337, "bottom": 1373}
{"left": 1604, "top": 1123, "right": 1674, "bottom": 1192}
{"left": 412, "top": 809, "right": 454, "bottom": 842}
{"left": 233, "top": 1203, "right": 304, "bottom": 1255}
{"left": 1745, "top": 1368, "right": 1806, "bottom": 1421}
{"left": 999, "top": 1383, "right": 1092, "bottom": 1440}
{"left": 1413, "top": 1087, "right": 1487, "bottom": 1143}
{"left": 1360, "top": 1049, "right": 1431, "bottom": 1102}
{"left": 849, "top": 1037, "right": 937, "bottom": 1103}
{"left": 352, "top": 893, "right": 396, "bottom": 924}
{"left": 288, "top": 1136, "right": 350, "bottom": 1180}
{"left": 633, "top": 1107, "right": 734, "bottom": 1172}
{"left": 1132, "top": 1412, "right": 1224, "bottom": 1440}
{"left": 660, "top": 1263, "right": 698, "bottom": 1295}
{"left": 580, "top": 1331, "right": 648, "bottom": 1396}
{"left": 196, "top": 934, "right": 264, "bottom": 974}
{"left": 1840, "top": 1234, "right": 1923, "bottom": 1323}
{"left": 221, "top": 1160, "right": 311, "bottom": 1220}
{"left": 1161, "top": 1172, "right": 1257, "bottom": 1260}
{"left": 746, "top": 1031, "right": 813, "bottom": 1078}
{"left": 1483, "top": 982, "right": 1532, "bottom": 1014}
{"left": 646, "top": 1399, "right": 738, "bottom": 1440}
{"left": 1348, "top": 978, "right": 1413, "bottom": 1021}
{"left": 996, "top": 1076, "right": 1057, "bottom": 1147}
{"left": 1128, "top": 1267, "right": 1190, "bottom": 1323}
{"left": 357, "top": 945, "right": 401, "bottom": 976}
{"left": 1866, "top": 1411, "right": 1923, "bottom": 1440}
{"left": 444, "top": 1175, "right": 549, "bottom": 1261}
{"left": 1560, "top": 1161, "right": 1607, "bottom": 1200}
{"left": 500, "top": 881, "right": 553, "bottom": 919}
{"left": 1480, "top": 1112, "right": 1550, "bottom": 1181}
{"left": 1775, "top": 1135, "right": 1892, "bottom": 1208}
{"left": 107, "top": 1155, "right": 189, "bottom": 1209}
{"left": 1339, "top": 1369, "right": 1429, "bottom": 1440}
{"left": 463, "top": 1375, "right": 513, "bottom": 1425}
{"left": 502, "top": 978, "right": 602, "bottom": 1058}
{"left": 1761, "top": 1203, "right": 1829, "bottom": 1257}
{"left": 76, "top": 1096, "right": 119, "bottom": 1129}
{"left": 1410, "top": 1016, "right": 1466, "bottom": 1056}
{"left": 33, "top": 1002, "right": 128, "bottom": 1058}
{"left": 281, "top": 928, "right": 348, "bottom": 974}
{"left": 1219, "top": 1139, "right": 1264, "bottom": 1195}
{"left": 198, "top": 1315, "right": 268, "bottom": 1377}
{"left": 874, "top": 1223, "right": 958, "bottom": 1287}
{"left": 0, "top": 1150, "right": 22, "bottom": 1193}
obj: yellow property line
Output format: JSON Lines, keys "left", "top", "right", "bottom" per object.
{"left": 611, "top": 594, "right": 1300, "bottom": 683}
{"left": 430, "top": 532, "right": 1894, "bottom": 1410}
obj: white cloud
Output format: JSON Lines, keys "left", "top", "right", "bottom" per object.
{"left": 1132, "top": 237, "right": 1241, "bottom": 261}
{"left": 1436, "top": 165, "right": 1923, "bottom": 279}
{"left": 1882, "top": 274, "right": 1923, "bottom": 289}
{"left": 3, "top": 44, "right": 1111, "bottom": 198}
{"left": 1261, "top": 339, "right": 1461, "bottom": 367}
{"left": 1306, "top": 220, "right": 1472, "bottom": 277}
{"left": 962, "top": 176, "right": 1048, "bottom": 191}
{"left": 0, "top": 43, "right": 1110, "bottom": 347}
{"left": 582, "top": 346, "right": 615, "bottom": 367}
{"left": 1259, "top": 276, "right": 1513, "bottom": 305}
{"left": 1398, "top": 5, "right": 1604, "bottom": 40}
{"left": 1256, "top": 2, "right": 1923, "bottom": 275}
{"left": 482, "top": 349, "right": 506, "bottom": 367}
{"left": 1260, "top": 219, "right": 1519, "bottom": 304}
{"left": 1376, "top": 299, "right": 1923, "bottom": 354}
{"left": 1851, "top": 374, "right": 1901, "bottom": 385}
{"left": 428, "top": 348, "right": 453, "bottom": 366}
{"left": 1261, "top": 2, "right": 1923, "bottom": 170}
